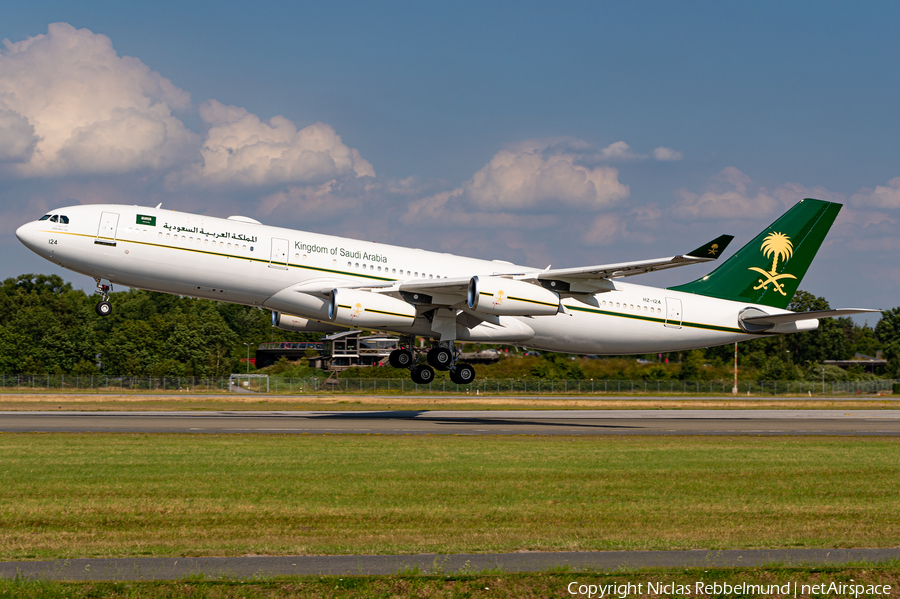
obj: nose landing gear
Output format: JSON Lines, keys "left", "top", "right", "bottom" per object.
{"left": 94, "top": 279, "right": 113, "bottom": 317}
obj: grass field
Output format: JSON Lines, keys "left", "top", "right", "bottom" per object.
{"left": 0, "top": 393, "right": 897, "bottom": 412}
{"left": 2, "top": 565, "right": 899, "bottom": 598}
{"left": 1, "top": 434, "right": 899, "bottom": 561}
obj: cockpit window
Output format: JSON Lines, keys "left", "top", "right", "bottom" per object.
{"left": 39, "top": 215, "right": 51, "bottom": 221}
{"left": 59, "top": 216, "right": 69, "bottom": 224}
{"left": 49, "top": 215, "right": 58, "bottom": 223}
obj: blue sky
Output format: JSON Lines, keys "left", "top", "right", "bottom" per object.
{"left": 1, "top": 2, "right": 898, "bottom": 320}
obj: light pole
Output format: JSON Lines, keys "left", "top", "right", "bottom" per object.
{"left": 732, "top": 342, "right": 738, "bottom": 396}
{"left": 243, "top": 342, "right": 250, "bottom": 374}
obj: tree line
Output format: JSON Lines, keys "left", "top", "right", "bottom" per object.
{"left": 0, "top": 274, "right": 318, "bottom": 377}
{"left": 0, "top": 274, "right": 897, "bottom": 379}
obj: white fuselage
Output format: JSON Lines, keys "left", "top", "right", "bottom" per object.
{"left": 16, "top": 204, "right": 798, "bottom": 354}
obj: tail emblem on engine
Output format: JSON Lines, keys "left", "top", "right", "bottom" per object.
{"left": 492, "top": 291, "right": 505, "bottom": 308}
{"left": 351, "top": 303, "right": 363, "bottom": 319}
{"left": 749, "top": 231, "right": 797, "bottom": 296}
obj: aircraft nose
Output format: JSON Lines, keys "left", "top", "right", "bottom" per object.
{"left": 15, "top": 221, "right": 36, "bottom": 249}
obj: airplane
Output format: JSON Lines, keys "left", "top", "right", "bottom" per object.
{"left": 15, "top": 198, "right": 878, "bottom": 385}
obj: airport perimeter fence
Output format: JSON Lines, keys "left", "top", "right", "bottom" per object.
{"left": 0, "top": 374, "right": 897, "bottom": 396}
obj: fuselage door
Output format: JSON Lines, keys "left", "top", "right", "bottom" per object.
{"left": 95, "top": 212, "right": 119, "bottom": 247}
{"left": 269, "top": 237, "right": 289, "bottom": 269}
{"left": 665, "top": 297, "right": 683, "bottom": 329}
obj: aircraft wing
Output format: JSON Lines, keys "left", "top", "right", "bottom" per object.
{"left": 327, "top": 235, "right": 735, "bottom": 306}
{"left": 398, "top": 277, "right": 471, "bottom": 294}
{"left": 533, "top": 234, "right": 734, "bottom": 282}
{"left": 297, "top": 276, "right": 471, "bottom": 307}
{"left": 394, "top": 277, "right": 471, "bottom": 307}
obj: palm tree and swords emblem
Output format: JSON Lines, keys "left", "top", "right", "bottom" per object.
{"left": 749, "top": 232, "right": 796, "bottom": 296}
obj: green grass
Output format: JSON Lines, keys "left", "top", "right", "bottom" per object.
{"left": 1, "top": 566, "right": 899, "bottom": 598}
{"left": 1, "top": 434, "right": 899, "bottom": 560}
{"left": 2, "top": 393, "right": 899, "bottom": 412}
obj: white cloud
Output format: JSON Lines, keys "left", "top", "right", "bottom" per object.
{"left": 850, "top": 177, "right": 900, "bottom": 210}
{"left": 599, "top": 141, "right": 642, "bottom": 160}
{"left": 462, "top": 145, "right": 629, "bottom": 212}
{"left": 672, "top": 167, "right": 781, "bottom": 220}
{"left": 401, "top": 141, "right": 629, "bottom": 235}
{"left": 403, "top": 188, "right": 553, "bottom": 229}
{"left": 771, "top": 181, "right": 845, "bottom": 206}
{"left": 0, "top": 23, "right": 196, "bottom": 177}
{"left": 176, "top": 100, "right": 374, "bottom": 187}
{"left": 653, "top": 146, "right": 683, "bottom": 161}
{"left": 0, "top": 23, "right": 374, "bottom": 191}
{"left": 258, "top": 180, "right": 355, "bottom": 220}
{"left": 0, "top": 107, "right": 36, "bottom": 162}
{"left": 582, "top": 213, "right": 620, "bottom": 246}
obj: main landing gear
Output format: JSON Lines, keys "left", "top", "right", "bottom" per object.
{"left": 387, "top": 338, "right": 477, "bottom": 385}
{"left": 94, "top": 279, "right": 113, "bottom": 317}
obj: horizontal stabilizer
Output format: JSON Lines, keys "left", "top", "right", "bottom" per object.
{"left": 742, "top": 308, "right": 882, "bottom": 325}
{"left": 739, "top": 307, "right": 881, "bottom": 333}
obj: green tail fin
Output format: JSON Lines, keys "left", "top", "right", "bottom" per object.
{"left": 669, "top": 198, "right": 841, "bottom": 309}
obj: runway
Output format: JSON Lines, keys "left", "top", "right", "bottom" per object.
{"left": 2, "top": 409, "right": 900, "bottom": 435}
{"left": 3, "top": 548, "right": 900, "bottom": 580}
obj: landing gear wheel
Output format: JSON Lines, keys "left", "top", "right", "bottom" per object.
{"left": 426, "top": 346, "right": 453, "bottom": 370}
{"left": 410, "top": 364, "right": 435, "bottom": 385}
{"left": 389, "top": 348, "right": 414, "bottom": 368}
{"left": 450, "top": 363, "right": 476, "bottom": 385}
{"left": 95, "top": 300, "right": 112, "bottom": 317}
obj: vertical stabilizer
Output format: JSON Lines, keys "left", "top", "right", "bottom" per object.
{"left": 669, "top": 199, "right": 841, "bottom": 309}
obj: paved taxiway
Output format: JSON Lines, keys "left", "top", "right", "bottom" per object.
{"left": 2, "top": 409, "right": 899, "bottom": 435}
{"left": 4, "top": 549, "right": 900, "bottom": 580}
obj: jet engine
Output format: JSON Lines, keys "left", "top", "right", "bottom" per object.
{"left": 272, "top": 311, "right": 349, "bottom": 333}
{"left": 467, "top": 276, "right": 560, "bottom": 316}
{"left": 329, "top": 289, "right": 417, "bottom": 328}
